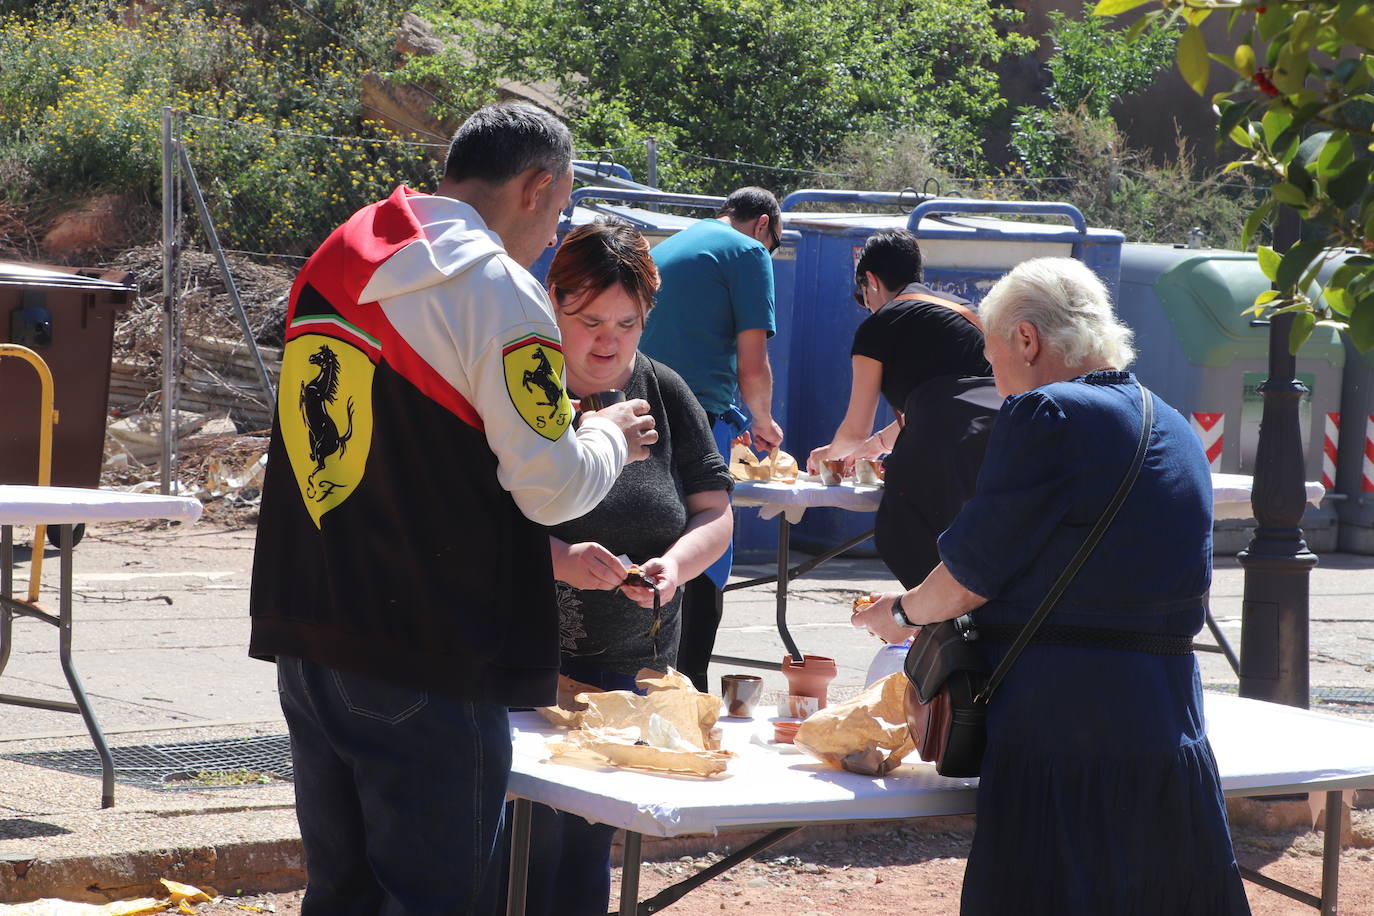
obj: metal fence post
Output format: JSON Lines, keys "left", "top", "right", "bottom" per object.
{"left": 177, "top": 142, "right": 277, "bottom": 407}
{"left": 160, "top": 107, "right": 177, "bottom": 496}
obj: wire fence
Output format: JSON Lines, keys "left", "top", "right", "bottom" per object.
{"left": 132, "top": 110, "right": 1263, "bottom": 464}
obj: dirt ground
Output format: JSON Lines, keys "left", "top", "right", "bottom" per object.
{"left": 182, "top": 813, "right": 1373, "bottom": 916}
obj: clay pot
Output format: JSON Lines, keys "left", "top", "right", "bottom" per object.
{"left": 773, "top": 719, "right": 803, "bottom": 744}
{"left": 781, "top": 654, "right": 838, "bottom": 709}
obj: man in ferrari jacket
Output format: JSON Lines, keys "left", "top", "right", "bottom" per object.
{"left": 248, "top": 101, "right": 658, "bottom": 915}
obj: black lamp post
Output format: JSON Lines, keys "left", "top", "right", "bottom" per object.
{"left": 1236, "top": 206, "right": 1317, "bottom": 709}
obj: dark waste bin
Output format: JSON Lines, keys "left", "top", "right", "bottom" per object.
{"left": 0, "top": 262, "right": 134, "bottom": 489}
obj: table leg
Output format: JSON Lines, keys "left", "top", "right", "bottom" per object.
{"left": 53, "top": 525, "right": 115, "bottom": 808}
{"left": 0, "top": 526, "right": 12, "bottom": 678}
{"left": 776, "top": 516, "right": 800, "bottom": 661}
{"left": 619, "top": 830, "right": 642, "bottom": 916}
{"left": 1200, "top": 592, "right": 1241, "bottom": 676}
{"left": 1320, "top": 789, "right": 1342, "bottom": 914}
{"left": 505, "top": 797, "right": 532, "bottom": 916}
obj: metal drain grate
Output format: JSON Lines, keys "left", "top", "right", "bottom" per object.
{"left": 1, "top": 734, "right": 293, "bottom": 791}
{"left": 1204, "top": 683, "right": 1374, "bottom": 709}
{"left": 1311, "top": 686, "right": 1374, "bottom": 706}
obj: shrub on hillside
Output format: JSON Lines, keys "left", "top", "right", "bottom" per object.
{"left": 0, "top": 1, "right": 434, "bottom": 257}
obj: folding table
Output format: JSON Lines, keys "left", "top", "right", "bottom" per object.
{"left": 504, "top": 692, "right": 1374, "bottom": 915}
{"left": 724, "top": 474, "right": 1326, "bottom": 669}
{"left": 0, "top": 484, "right": 203, "bottom": 807}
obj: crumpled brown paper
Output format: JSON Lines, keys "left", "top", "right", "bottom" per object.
{"left": 0, "top": 880, "right": 215, "bottom": 915}
{"left": 728, "top": 444, "right": 798, "bottom": 483}
{"left": 538, "top": 668, "right": 733, "bottom": 776}
{"left": 793, "top": 672, "right": 915, "bottom": 776}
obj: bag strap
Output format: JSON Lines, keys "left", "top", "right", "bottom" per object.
{"left": 975, "top": 381, "right": 1154, "bottom": 704}
{"left": 889, "top": 291, "right": 983, "bottom": 332}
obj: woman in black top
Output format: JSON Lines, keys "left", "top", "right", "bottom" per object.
{"left": 494, "top": 218, "right": 733, "bottom": 916}
{"left": 806, "top": 229, "right": 999, "bottom": 587}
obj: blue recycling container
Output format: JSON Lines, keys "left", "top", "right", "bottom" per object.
{"left": 777, "top": 194, "right": 1124, "bottom": 558}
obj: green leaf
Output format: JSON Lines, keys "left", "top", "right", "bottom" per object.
{"left": 1289, "top": 309, "right": 1317, "bottom": 354}
{"left": 1125, "top": 10, "right": 1163, "bottom": 41}
{"left": 1329, "top": 158, "right": 1371, "bottom": 208}
{"left": 1317, "top": 132, "right": 1355, "bottom": 180}
{"left": 1261, "top": 108, "right": 1294, "bottom": 147}
{"left": 1346, "top": 9, "right": 1374, "bottom": 49}
{"left": 1277, "top": 239, "right": 1325, "bottom": 289}
{"left": 1326, "top": 284, "right": 1353, "bottom": 317}
{"left": 1293, "top": 130, "right": 1332, "bottom": 168}
{"left": 1178, "top": 25, "right": 1210, "bottom": 96}
{"left": 1217, "top": 100, "right": 1256, "bottom": 141}
{"left": 1333, "top": 57, "right": 1361, "bottom": 84}
{"left": 1258, "top": 6, "right": 1289, "bottom": 42}
{"left": 1349, "top": 293, "right": 1374, "bottom": 351}
{"left": 1287, "top": 159, "right": 1316, "bottom": 196}
{"left": 1273, "top": 43, "right": 1310, "bottom": 94}
{"left": 1230, "top": 123, "right": 1255, "bottom": 149}
{"left": 1271, "top": 182, "right": 1310, "bottom": 206}
{"left": 1258, "top": 245, "right": 1282, "bottom": 280}
{"left": 1092, "top": 0, "right": 1154, "bottom": 16}
{"left": 1242, "top": 198, "right": 1274, "bottom": 249}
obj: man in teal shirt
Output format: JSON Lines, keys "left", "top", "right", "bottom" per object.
{"left": 640, "top": 186, "right": 785, "bottom": 690}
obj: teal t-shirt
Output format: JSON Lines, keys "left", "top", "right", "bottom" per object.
{"left": 640, "top": 219, "right": 775, "bottom": 417}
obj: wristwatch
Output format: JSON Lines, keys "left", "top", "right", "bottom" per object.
{"left": 891, "top": 594, "right": 916, "bottom": 628}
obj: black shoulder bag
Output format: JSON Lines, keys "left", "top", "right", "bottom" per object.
{"left": 903, "top": 383, "right": 1154, "bottom": 777}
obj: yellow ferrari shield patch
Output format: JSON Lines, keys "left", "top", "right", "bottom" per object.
{"left": 278, "top": 333, "right": 376, "bottom": 527}
{"left": 503, "top": 332, "right": 572, "bottom": 440}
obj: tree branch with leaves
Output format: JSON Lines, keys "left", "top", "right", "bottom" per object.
{"left": 1097, "top": 0, "right": 1374, "bottom": 351}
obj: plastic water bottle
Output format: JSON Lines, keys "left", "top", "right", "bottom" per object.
{"left": 865, "top": 640, "right": 912, "bottom": 687}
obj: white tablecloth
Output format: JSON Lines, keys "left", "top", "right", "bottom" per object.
{"left": 0, "top": 485, "right": 203, "bottom": 526}
{"left": 507, "top": 693, "right": 1374, "bottom": 838}
{"left": 1211, "top": 472, "right": 1325, "bottom": 522}
{"left": 733, "top": 474, "right": 1326, "bottom": 525}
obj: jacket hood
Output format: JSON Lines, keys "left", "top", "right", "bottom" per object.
{"left": 294, "top": 186, "right": 508, "bottom": 311}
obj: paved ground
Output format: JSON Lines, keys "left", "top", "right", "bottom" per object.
{"left": 0, "top": 515, "right": 1372, "bottom": 904}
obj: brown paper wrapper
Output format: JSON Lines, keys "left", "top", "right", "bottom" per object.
{"left": 793, "top": 672, "right": 916, "bottom": 777}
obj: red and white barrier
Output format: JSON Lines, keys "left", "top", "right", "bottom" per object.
{"left": 1364, "top": 415, "right": 1374, "bottom": 492}
{"left": 1323, "top": 413, "right": 1340, "bottom": 490}
{"left": 1192, "top": 412, "right": 1224, "bottom": 471}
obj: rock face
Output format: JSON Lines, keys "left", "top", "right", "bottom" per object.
{"left": 367, "top": 12, "right": 569, "bottom": 160}
{"left": 42, "top": 194, "right": 132, "bottom": 259}
{"left": 395, "top": 11, "right": 445, "bottom": 57}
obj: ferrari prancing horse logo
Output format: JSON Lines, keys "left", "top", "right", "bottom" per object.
{"left": 503, "top": 333, "right": 572, "bottom": 440}
{"left": 279, "top": 333, "right": 375, "bottom": 527}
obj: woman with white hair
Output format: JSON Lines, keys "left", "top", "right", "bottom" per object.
{"left": 853, "top": 257, "right": 1250, "bottom": 914}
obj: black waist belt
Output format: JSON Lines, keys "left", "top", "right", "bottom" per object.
{"left": 977, "top": 623, "right": 1195, "bottom": 655}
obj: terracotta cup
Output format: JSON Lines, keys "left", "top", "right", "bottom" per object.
{"left": 854, "top": 458, "right": 882, "bottom": 486}
{"left": 720, "top": 673, "right": 764, "bottom": 718}
{"left": 819, "top": 459, "right": 845, "bottom": 486}
{"left": 786, "top": 694, "right": 820, "bottom": 718}
{"left": 773, "top": 719, "right": 803, "bottom": 745}
{"left": 781, "top": 654, "right": 838, "bottom": 710}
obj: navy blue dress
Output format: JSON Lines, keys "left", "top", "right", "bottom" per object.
{"left": 938, "top": 372, "right": 1250, "bottom": 916}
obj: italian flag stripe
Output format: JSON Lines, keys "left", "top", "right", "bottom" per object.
{"left": 290, "top": 314, "right": 383, "bottom": 353}
{"left": 502, "top": 333, "right": 560, "bottom": 356}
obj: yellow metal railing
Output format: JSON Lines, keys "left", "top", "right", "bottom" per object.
{"left": 0, "top": 344, "right": 60, "bottom": 603}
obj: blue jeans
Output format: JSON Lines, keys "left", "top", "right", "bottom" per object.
{"left": 490, "top": 661, "right": 641, "bottom": 916}
{"left": 277, "top": 656, "right": 512, "bottom": 915}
